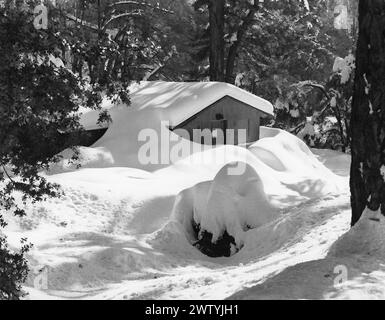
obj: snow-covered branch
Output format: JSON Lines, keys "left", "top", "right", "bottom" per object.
{"left": 108, "top": 1, "right": 174, "bottom": 14}
{"left": 296, "top": 81, "right": 330, "bottom": 100}
{"left": 142, "top": 45, "right": 178, "bottom": 81}
{"left": 102, "top": 11, "right": 144, "bottom": 32}
{"left": 65, "top": 13, "right": 99, "bottom": 32}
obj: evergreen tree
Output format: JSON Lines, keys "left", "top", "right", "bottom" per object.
{"left": 0, "top": 1, "right": 127, "bottom": 299}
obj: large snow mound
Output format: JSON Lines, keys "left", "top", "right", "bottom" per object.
{"left": 252, "top": 127, "right": 340, "bottom": 197}
{"left": 164, "top": 127, "right": 344, "bottom": 256}
{"left": 200, "top": 162, "right": 277, "bottom": 243}
{"left": 172, "top": 162, "right": 278, "bottom": 255}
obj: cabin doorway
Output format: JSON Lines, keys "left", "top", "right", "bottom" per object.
{"left": 210, "top": 113, "right": 227, "bottom": 145}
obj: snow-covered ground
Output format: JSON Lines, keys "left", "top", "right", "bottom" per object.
{"left": 4, "top": 91, "right": 383, "bottom": 299}
{"left": 2, "top": 127, "right": 357, "bottom": 300}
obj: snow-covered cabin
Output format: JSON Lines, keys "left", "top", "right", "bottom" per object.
{"left": 81, "top": 81, "right": 274, "bottom": 146}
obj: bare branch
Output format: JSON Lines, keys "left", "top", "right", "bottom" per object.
{"left": 290, "top": 122, "right": 306, "bottom": 135}
{"left": 1, "top": 165, "right": 14, "bottom": 184}
{"left": 108, "top": 1, "right": 175, "bottom": 14}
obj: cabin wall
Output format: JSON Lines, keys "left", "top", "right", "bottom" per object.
{"left": 173, "top": 96, "right": 267, "bottom": 145}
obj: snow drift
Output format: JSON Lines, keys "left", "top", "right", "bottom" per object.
{"left": 329, "top": 207, "right": 385, "bottom": 258}
{"left": 167, "top": 127, "right": 344, "bottom": 257}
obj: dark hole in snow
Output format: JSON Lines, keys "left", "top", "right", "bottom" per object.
{"left": 54, "top": 128, "right": 108, "bottom": 156}
{"left": 191, "top": 219, "right": 240, "bottom": 257}
{"left": 80, "top": 128, "right": 108, "bottom": 147}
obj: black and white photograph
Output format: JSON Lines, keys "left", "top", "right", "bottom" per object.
{"left": 0, "top": 0, "right": 383, "bottom": 305}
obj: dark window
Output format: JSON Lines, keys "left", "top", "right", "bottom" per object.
{"left": 215, "top": 113, "right": 224, "bottom": 120}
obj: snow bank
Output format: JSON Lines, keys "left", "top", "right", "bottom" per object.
{"left": 51, "top": 81, "right": 274, "bottom": 172}
{"left": 329, "top": 208, "right": 385, "bottom": 257}
{"left": 258, "top": 127, "right": 331, "bottom": 170}
{"left": 53, "top": 101, "right": 212, "bottom": 172}
{"left": 167, "top": 127, "right": 344, "bottom": 256}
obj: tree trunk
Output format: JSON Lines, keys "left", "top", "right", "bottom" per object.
{"left": 208, "top": 0, "right": 225, "bottom": 81}
{"left": 224, "top": 5, "right": 257, "bottom": 84}
{"left": 350, "top": 0, "right": 385, "bottom": 226}
{"left": 224, "top": 43, "right": 238, "bottom": 84}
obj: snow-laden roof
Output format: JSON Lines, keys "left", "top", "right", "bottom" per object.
{"left": 81, "top": 81, "right": 274, "bottom": 130}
